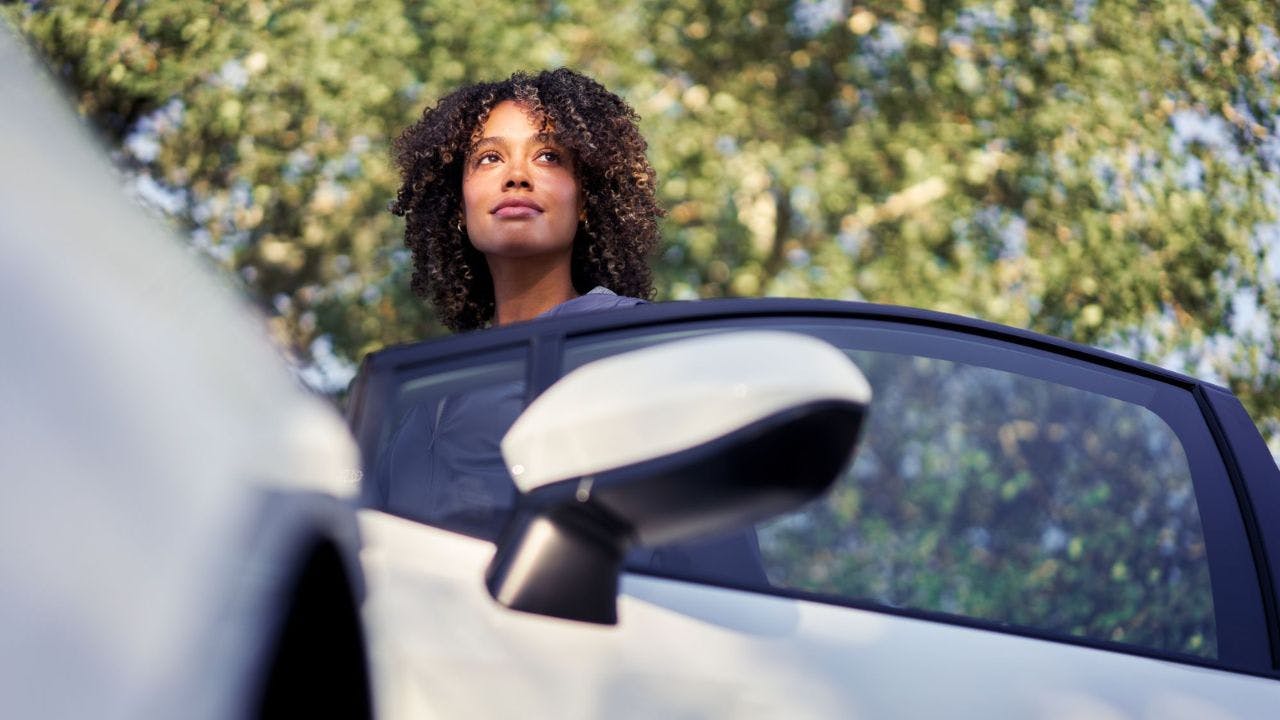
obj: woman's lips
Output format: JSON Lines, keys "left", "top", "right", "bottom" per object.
{"left": 492, "top": 199, "right": 543, "bottom": 218}
{"left": 494, "top": 205, "right": 541, "bottom": 218}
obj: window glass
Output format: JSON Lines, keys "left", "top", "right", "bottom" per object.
{"left": 760, "top": 349, "right": 1213, "bottom": 657}
{"left": 564, "top": 321, "right": 1218, "bottom": 658}
{"left": 368, "top": 354, "right": 525, "bottom": 539}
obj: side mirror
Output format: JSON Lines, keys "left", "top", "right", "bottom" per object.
{"left": 485, "top": 330, "right": 871, "bottom": 624}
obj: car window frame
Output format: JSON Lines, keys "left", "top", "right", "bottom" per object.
{"left": 559, "top": 314, "right": 1265, "bottom": 669}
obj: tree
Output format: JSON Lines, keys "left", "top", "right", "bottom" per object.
{"left": 633, "top": 0, "right": 1280, "bottom": 450}
{"left": 4, "top": 0, "right": 1279, "bottom": 451}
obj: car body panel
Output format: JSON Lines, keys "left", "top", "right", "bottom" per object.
{"left": 359, "top": 510, "right": 1280, "bottom": 719}
{"left": 1, "top": 27, "right": 362, "bottom": 720}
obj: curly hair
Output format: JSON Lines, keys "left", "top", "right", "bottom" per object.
{"left": 389, "top": 68, "right": 662, "bottom": 332}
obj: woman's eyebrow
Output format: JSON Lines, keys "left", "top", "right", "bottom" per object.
{"left": 469, "top": 136, "right": 505, "bottom": 155}
{"left": 471, "top": 132, "right": 561, "bottom": 151}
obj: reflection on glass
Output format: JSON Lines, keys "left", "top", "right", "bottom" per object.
{"left": 759, "top": 351, "right": 1216, "bottom": 658}
{"left": 372, "top": 361, "right": 525, "bottom": 539}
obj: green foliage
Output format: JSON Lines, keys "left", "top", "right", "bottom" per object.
{"left": 6, "top": 0, "right": 1280, "bottom": 450}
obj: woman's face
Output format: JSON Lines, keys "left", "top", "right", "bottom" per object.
{"left": 461, "top": 100, "right": 582, "bottom": 263}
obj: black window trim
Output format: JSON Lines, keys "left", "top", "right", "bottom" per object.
{"left": 1198, "top": 385, "right": 1280, "bottom": 671}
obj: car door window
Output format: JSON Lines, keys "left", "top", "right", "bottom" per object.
{"left": 564, "top": 320, "right": 1226, "bottom": 660}
{"left": 366, "top": 351, "right": 526, "bottom": 539}
{"left": 762, "top": 347, "right": 1214, "bottom": 657}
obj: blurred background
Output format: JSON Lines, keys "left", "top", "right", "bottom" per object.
{"left": 4, "top": 0, "right": 1278, "bottom": 454}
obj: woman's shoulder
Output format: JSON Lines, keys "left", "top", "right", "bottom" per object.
{"left": 538, "top": 286, "right": 647, "bottom": 319}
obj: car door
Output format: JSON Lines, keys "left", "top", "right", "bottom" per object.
{"left": 352, "top": 301, "right": 1280, "bottom": 719}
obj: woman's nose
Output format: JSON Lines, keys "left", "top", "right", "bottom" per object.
{"left": 503, "top": 160, "right": 532, "bottom": 189}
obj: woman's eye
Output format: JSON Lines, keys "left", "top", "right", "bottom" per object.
{"left": 536, "top": 150, "right": 561, "bottom": 163}
{"left": 475, "top": 152, "right": 501, "bottom": 166}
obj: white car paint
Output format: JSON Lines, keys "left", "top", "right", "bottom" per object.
{"left": 503, "top": 330, "right": 871, "bottom": 491}
{"left": 0, "top": 27, "right": 360, "bottom": 720}
{"left": 359, "top": 510, "right": 1280, "bottom": 719}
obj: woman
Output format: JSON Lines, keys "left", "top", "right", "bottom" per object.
{"left": 382, "top": 72, "right": 765, "bottom": 585}
{"left": 389, "top": 68, "right": 662, "bottom": 331}
{"left": 377, "top": 69, "right": 662, "bottom": 537}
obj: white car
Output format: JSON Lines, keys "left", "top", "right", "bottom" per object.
{"left": 9, "top": 23, "right": 1280, "bottom": 720}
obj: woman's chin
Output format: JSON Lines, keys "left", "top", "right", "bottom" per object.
{"left": 473, "top": 236, "right": 574, "bottom": 262}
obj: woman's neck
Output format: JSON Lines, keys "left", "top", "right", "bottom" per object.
{"left": 487, "top": 254, "right": 578, "bottom": 326}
